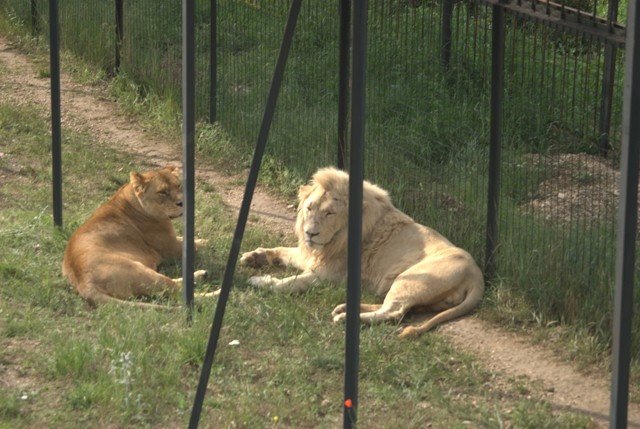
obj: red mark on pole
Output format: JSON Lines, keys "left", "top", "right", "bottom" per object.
{"left": 344, "top": 398, "right": 353, "bottom": 408}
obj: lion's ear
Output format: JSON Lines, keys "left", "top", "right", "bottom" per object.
{"left": 130, "top": 172, "right": 146, "bottom": 194}
{"left": 298, "top": 184, "right": 313, "bottom": 201}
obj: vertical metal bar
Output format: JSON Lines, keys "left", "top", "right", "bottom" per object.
{"left": 30, "top": 0, "right": 39, "bottom": 35}
{"left": 188, "top": 1, "right": 302, "bottom": 427}
{"left": 115, "top": 0, "right": 123, "bottom": 73}
{"left": 182, "top": 0, "right": 196, "bottom": 315}
{"left": 610, "top": 0, "right": 640, "bottom": 425}
{"left": 343, "top": 1, "right": 367, "bottom": 428}
{"left": 209, "top": 0, "right": 217, "bottom": 123}
{"left": 441, "top": 0, "right": 453, "bottom": 68}
{"left": 49, "top": 0, "right": 62, "bottom": 228}
{"left": 598, "top": 0, "right": 620, "bottom": 155}
{"left": 337, "top": 0, "right": 351, "bottom": 170}
{"left": 485, "top": 5, "right": 505, "bottom": 282}
{"left": 598, "top": 45, "right": 616, "bottom": 155}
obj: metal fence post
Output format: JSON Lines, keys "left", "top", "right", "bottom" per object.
{"left": 343, "top": 0, "right": 367, "bottom": 427}
{"left": 209, "top": 0, "right": 217, "bottom": 123}
{"left": 337, "top": 0, "right": 351, "bottom": 170}
{"left": 30, "top": 0, "right": 39, "bottom": 35}
{"left": 610, "top": 0, "right": 640, "bottom": 425}
{"left": 598, "top": 45, "right": 617, "bottom": 155}
{"left": 485, "top": 4, "right": 505, "bottom": 282}
{"left": 182, "top": 0, "right": 196, "bottom": 315}
{"left": 49, "top": 0, "right": 63, "bottom": 228}
{"left": 598, "top": 0, "right": 620, "bottom": 155}
{"left": 441, "top": 0, "right": 453, "bottom": 68}
{"left": 115, "top": 0, "right": 123, "bottom": 73}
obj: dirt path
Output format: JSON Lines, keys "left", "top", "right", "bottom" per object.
{"left": 1, "top": 37, "right": 637, "bottom": 428}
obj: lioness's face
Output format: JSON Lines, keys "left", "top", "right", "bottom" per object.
{"left": 131, "top": 167, "right": 183, "bottom": 220}
{"left": 298, "top": 186, "right": 347, "bottom": 247}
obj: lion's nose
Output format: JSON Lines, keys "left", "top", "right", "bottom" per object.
{"left": 305, "top": 231, "right": 318, "bottom": 239}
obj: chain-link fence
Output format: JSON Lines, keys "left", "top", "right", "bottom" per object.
{"left": 3, "top": 0, "right": 631, "bottom": 352}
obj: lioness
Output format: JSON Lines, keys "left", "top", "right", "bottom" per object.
{"left": 241, "top": 167, "right": 484, "bottom": 337}
{"left": 62, "top": 166, "right": 211, "bottom": 307}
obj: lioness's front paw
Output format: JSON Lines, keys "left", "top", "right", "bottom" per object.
{"left": 195, "top": 290, "right": 220, "bottom": 298}
{"left": 240, "top": 248, "right": 270, "bottom": 268}
{"left": 248, "top": 275, "right": 274, "bottom": 287}
{"left": 176, "top": 236, "right": 209, "bottom": 249}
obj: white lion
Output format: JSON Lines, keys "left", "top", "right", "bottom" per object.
{"left": 241, "top": 167, "right": 484, "bottom": 337}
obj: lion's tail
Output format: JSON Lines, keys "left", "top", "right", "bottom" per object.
{"left": 398, "top": 280, "right": 484, "bottom": 338}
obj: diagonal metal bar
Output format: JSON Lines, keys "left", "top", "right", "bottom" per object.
{"left": 188, "top": 1, "right": 303, "bottom": 427}
{"left": 343, "top": 1, "right": 367, "bottom": 427}
{"left": 610, "top": 0, "right": 640, "bottom": 426}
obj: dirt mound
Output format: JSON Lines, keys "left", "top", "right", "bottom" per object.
{"left": 521, "top": 153, "right": 620, "bottom": 223}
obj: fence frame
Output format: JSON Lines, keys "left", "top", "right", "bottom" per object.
{"left": 39, "top": 0, "right": 640, "bottom": 426}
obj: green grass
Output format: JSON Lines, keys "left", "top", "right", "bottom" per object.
{"left": 0, "top": 88, "right": 597, "bottom": 427}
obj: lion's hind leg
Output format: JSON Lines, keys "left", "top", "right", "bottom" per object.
{"left": 391, "top": 253, "right": 484, "bottom": 337}
{"left": 332, "top": 254, "right": 477, "bottom": 331}
{"left": 331, "top": 303, "right": 382, "bottom": 318}
{"left": 332, "top": 302, "right": 408, "bottom": 325}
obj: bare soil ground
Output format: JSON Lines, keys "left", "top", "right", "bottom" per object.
{"left": 1, "top": 36, "right": 637, "bottom": 428}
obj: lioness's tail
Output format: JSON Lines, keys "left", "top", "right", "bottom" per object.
{"left": 399, "top": 280, "right": 484, "bottom": 338}
{"left": 87, "top": 290, "right": 172, "bottom": 309}
{"left": 84, "top": 289, "right": 219, "bottom": 309}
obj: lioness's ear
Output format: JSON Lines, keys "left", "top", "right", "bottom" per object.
{"left": 130, "top": 172, "right": 146, "bottom": 194}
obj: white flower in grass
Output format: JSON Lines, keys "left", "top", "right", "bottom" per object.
{"left": 109, "top": 351, "right": 136, "bottom": 407}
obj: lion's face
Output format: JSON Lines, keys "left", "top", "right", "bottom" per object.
{"left": 297, "top": 185, "right": 348, "bottom": 248}
{"left": 131, "top": 167, "right": 183, "bottom": 220}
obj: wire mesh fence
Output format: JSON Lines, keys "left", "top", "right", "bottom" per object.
{"left": 3, "top": 0, "right": 632, "bottom": 352}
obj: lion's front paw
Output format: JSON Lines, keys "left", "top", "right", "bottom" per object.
{"left": 331, "top": 303, "right": 347, "bottom": 323}
{"left": 194, "top": 238, "right": 209, "bottom": 249}
{"left": 248, "top": 275, "right": 274, "bottom": 288}
{"left": 240, "top": 248, "right": 270, "bottom": 268}
{"left": 194, "top": 270, "right": 208, "bottom": 282}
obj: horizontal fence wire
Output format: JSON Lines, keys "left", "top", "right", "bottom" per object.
{"left": 3, "top": 0, "right": 636, "bottom": 364}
